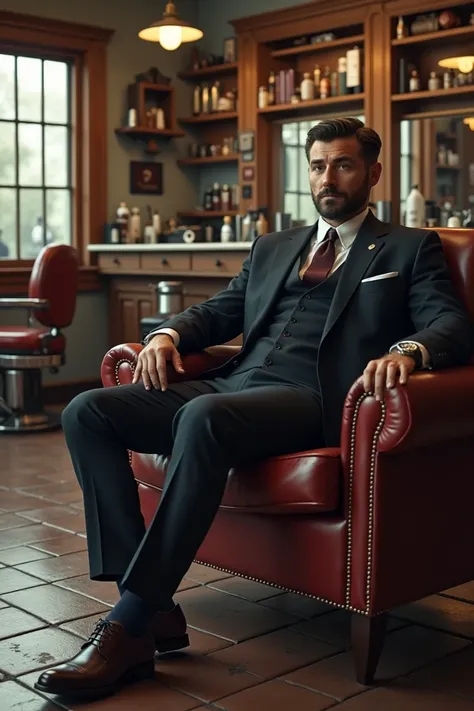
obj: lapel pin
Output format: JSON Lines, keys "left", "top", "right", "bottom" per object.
{"left": 368, "top": 243, "right": 375, "bottom": 250}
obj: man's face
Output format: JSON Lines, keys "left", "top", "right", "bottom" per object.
{"left": 308, "top": 136, "right": 381, "bottom": 224}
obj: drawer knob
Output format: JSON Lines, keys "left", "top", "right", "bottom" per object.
{"left": 161, "top": 258, "right": 169, "bottom": 266}
{"left": 215, "top": 258, "right": 223, "bottom": 267}
{"left": 113, "top": 257, "right": 121, "bottom": 265}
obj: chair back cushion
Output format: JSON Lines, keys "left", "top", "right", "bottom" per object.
{"left": 436, "top": 228, "right": 474, "bottom": 323}
{"left": 29, "top": 244, "right": 79, "bottom": 328}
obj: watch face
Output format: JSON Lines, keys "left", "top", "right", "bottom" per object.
{"left": 399, "top": 342, "right": 417, "bottom": 353}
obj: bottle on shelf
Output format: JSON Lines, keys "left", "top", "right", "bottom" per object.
{"left": 428, "top": 71, "right": 440, "bottom": 91}
{"left": 313, "top": 65, "right": 321, "bottom": 98}
{"left": 405, "top": 185, "right": 425, "bottom": 227}
{"left": 221, "top": 184, "right": 231, "bottom": 212}
{"left": 152, "top": 210, "right": 161, "bottom": 239}
{"left": 231, "top": 184, "right": 240, "bottom": 210}
{"left": 156, "top": 108, "right": 165, "bottom": 130}
{"left": 346, "top": 46, "right": 362, "bottom": 94}
{"left": 144, "top": 206, "right": 155, "bottom": 244}
{"left": 300, "top": 72, "right": 315, "bottom": 101}
{"left": 396, "top": 15, "right": 408, "bottom": 39}
{"left": 193, "top": 85, "right": 201, "bottom": 115}
{"left": 204, "top": 224, "right": 214, "bottom": 242}
{"left": 268, "top": 70, "right": 276, "bottom": 105}
{"left": 201, "top": 84, "right": 210, "bottom": 113}
{"left": 437, "top": 144, "right": 447, "bottom": 165}
{"left": 320, "top": 67, "right": 331, "bottom": 99}
{"left": 203, "top": 186, "right": 213, "bottom": 211}
{"left": 330, "top": 71, "right": 338, "bottom": 96}
{"left": 211, "top": 81, "right": 220, "bottom": 112}
{"left": 129, "top": 207, "right": 141, "bottom": 242}
{"left": 443, "top": 70, "right": 454, "bottom": 89}
{"left": 220, "top": 215, "right": 234, "bottom": 242}
{"left": 256, "top": 211, "right": 268, "bottom": 236}
{"left": 212, "top": 182, "right": 221, "bottom": 211}
{"left": 116, "top": 201, "right": 130, "bottom": 243}
{"left": 242, "top": 211, "right": 252, "bottom": 241}
{"left": 409, "top": 69, "right": 420, "bottom": 92}
{"left": 338, "top": 57, "right": 347, "bottom": 95}
{"left": 258, "top": 85, "right": 269, "bottom": 108}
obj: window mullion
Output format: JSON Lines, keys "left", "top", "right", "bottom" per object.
{"left": 41, "top": 59, "right": 46, "bottom": 247}
{"left": 14, "top": 56, "right": 20, "bottom": 261}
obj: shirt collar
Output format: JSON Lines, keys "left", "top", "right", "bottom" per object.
{"left": 316, "top": 207, "right": 369, "bottom": 249}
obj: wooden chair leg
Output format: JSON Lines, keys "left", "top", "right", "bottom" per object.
{"left": 351, "top": 613, "right": 387, "bottom": 685}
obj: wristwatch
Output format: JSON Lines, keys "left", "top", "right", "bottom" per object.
{"left": 393, "top": 341, "right": 423, "bottom": 369}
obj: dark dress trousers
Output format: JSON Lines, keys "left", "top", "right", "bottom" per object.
{"left": 62, "top": 211, "right": 473, "bottom": 606}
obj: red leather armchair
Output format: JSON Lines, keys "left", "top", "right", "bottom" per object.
{"left": 0, "top": 244, "right": 78, "bottom": 432}
{"left": 101, "top": 228, "right": 474, "bottom": 684}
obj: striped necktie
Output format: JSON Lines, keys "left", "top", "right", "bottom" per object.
{"left": 302, "top": 227, "right": 338, "bottom": 285}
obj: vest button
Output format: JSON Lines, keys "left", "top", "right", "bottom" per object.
{"left": 232, "top": 359, "right": 239, "bottom": 366}
{"left": 264, "top": 357, "right": 272, "bottom": 366}
{"left": 299, "top": 305, "right": 305, "bottom": 311}
{"left": 305, "top": 294, "right": 312, "bottom": 300}
{"left": 290, "top": 318, "right": 297, "bottom": 324}
{"left": 283, "top": 330, "right": 290, "bottom": 337}
{"left": 274, "top": 343, "right": 282, "bottom": 350}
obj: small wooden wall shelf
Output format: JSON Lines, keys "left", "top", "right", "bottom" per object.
{"left": 179, "top": 112, "right": 238, "bottom": 124}
{"left": 392, "top": 24, "right": 474, "bottom": 46}
{"left": 116, "top": 127, "right": 185, "bottom": 138}
{"left": 177, "top": 210, "right": 239, "bottom": 218}
{"left": 178, "top": 63, "right": 238, "bottom": 80}
{"left": 257, "top": 93, "right": 364, "bottom": 118}
{"left": 271, "top": 34, "right": 365, "bottom": 58}
{"left": 178, "top": 154, "right": 239, "bottom": 166}
{"left": 392, "top": 85, "right": 474, "bottom": 102}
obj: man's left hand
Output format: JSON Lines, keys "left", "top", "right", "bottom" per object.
{"left": 363, "top": 353, "right": 416, "bottom": 401}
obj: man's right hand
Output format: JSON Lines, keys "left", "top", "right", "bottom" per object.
{"left": 132, "top": 334, "right": 185, "bottom": 391}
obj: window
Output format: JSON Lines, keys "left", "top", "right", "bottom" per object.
{"left": 281, "top": 116, "right": 365, "bottom": 225}
{"left": 0, "top": 52, "right": 72, "bottom": 261}
{"left": 400, "top": 119, "right": 413, "bottom": 218}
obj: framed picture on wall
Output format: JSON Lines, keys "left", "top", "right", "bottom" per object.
{"left": 130, "top": 161, "right": 163, "bottom": 195}
{"left": 223, "top": 37, "right": 237, "bottom": 63}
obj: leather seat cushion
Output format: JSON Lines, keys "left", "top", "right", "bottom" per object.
{"left": 132, "top": 447, "right": 342, "bottom": 514}
{"left": 0, "top": 327, "right": 65, "bottom": 355}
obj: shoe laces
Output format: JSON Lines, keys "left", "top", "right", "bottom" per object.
{"left": 82, "top": 618, "right": 116, "bottom": 655}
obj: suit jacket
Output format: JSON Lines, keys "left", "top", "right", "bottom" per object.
{"left": 159, "top": 211, "right": 474, "bottom": 445}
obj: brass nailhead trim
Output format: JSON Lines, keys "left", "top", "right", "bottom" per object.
{"left": 115, "top": 358, "right": 136, "bottom": 465}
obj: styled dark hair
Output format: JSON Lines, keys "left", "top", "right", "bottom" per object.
{"left": 305, "top": 118, "right": 382, "bottom": 165}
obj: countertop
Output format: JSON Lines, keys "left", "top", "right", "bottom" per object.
{"left": 88, "top": 242, "right": 253, "bottom": 252}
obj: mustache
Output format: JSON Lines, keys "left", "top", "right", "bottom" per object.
{"left": 317, "top": 188, "right": 345, "bottom": 198}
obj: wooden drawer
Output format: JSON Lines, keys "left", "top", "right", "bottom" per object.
{"left": 140, "top": 253, "right": 191, "bottom": 273}
{"left": 192, "top": 252, "right": 244, "bottom": 275}
{"left": 98, "top": 253, "right": 140, "bottom": 271}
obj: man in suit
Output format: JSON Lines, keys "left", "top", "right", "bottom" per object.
{"left": 36, "top": 118, "right": 473, "bottom": 698}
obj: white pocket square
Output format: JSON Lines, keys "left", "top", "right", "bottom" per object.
{"left": 361, "top": 271, "right": 399, "bottom": 283}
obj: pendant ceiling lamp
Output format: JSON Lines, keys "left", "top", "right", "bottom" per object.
{"left": 438, "top": 55, "right": 474, "bottom": 74}
{"left": 138, "top": 1, "right": 203, "bottom": 51}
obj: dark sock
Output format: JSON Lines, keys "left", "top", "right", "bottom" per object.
{"left": 106, "top": 590, "right": 155, "bottom": 636}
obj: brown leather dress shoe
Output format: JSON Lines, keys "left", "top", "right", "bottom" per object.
{"left": 34, "top": 618, "right": 155, "bottom": 699}
{"left": 153, "top": 603, "right": 189, "bottom": 654}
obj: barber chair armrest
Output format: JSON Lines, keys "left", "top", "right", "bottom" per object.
{"left": 0, "top": 298, "right": 49, "bottom": 309}
{"left": 101, "top": 343, "right": 241, "bottom": 388}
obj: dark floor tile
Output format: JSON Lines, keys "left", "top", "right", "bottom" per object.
{"left": 176, "top": 586, "right": 296, "bottom": 643}
{"left": 215, "top": 679, "right": 336, "bottom": 711}
{"left": 15, "top": 505, "right": 80, "bottom": 524}
{"left": 0, "top": 606, "right": 47, "bottom": 640}
{"left": 0, "top": 627, "right": 82, "bottom": 676}
{"left": 0, "top": 513, "right": 33, "bottom": 532}
{"left": 283, "top": 651, "right": 368, "bottom": 701}
{"left": 54, "top": 575, "right": 118, "bottom": 605}
{"left": 1, "top": 584, "right": 108, "bottom": 624}
{"left": 177, "top": 578, "right": 201, "bottom": 593}
{"left": 257, "top": 592, "right": 333, "bottom": 619}
{"left": 58, "top": 613, "right": 107, "bottom": 640}
{"left": 15, "top": 551, "right": 89, "bottom": 582}
{"left": 157, "top": 653, "right": 261, "bottom": 704}
{"left": 0, "top": 567, "right": 45, "bottom": 595}
{"left": 0, "top": 524, "right": 64, "bottom": 551}
{"left": 185, "top": 564, "right": 233, "bottom": 585}
{"left": 0, "top": 547, "right": 51, "bottom": 565}
{"left": 402, "top": 644, "right": 474, "bottom": 699}
{"left": 187, "top": 628, "right": 234, "bottom": 655}
{"left": 28, "top": 534, "right": 87, "bottom": 557}
{"left": 210, "top": 626, "right": 338, "bottom": 679}
{"left": 336, "top": 685, "right": 474, "bottom": 709}
{"left": 395, "top": 595, "right": 474, "bottom": 638}
{"left": 0, "top": 491, "right": 58, "bottom": 513}
{"left": 42, "top": 515, "right": 86, "bottom": 535}
{"left": 15, "top": 482, "right": 81, "bottom": 506}
{"left": 441, "top": 581, "right": 474, "bottom": 604}
{"left": 19, "top": 669, "right": 202, "bottom": 710}
{"left": 208, "top": 578, "right": 284, "bottom": 603}
{"left": 0, "top": 680, "right": 62, "bottom": 710}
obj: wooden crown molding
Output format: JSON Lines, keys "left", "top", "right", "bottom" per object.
{"left": 0, "top": 10, "right": 114, "bottom": 44}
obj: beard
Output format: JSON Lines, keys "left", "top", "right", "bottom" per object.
{"left": 312, "top": 173, "right": 371, "bottom": 221}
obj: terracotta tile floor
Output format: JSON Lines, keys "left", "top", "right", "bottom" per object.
{"left": 1, "top": 429, "right": 474, "bottom": 710}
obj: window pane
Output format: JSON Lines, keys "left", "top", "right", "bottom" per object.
{"left": 19, "top": 123, "right": 43, "bottom": 186}
{"left": 284, "top": 146, "right": 298, "bottom": 191}
{"left": 282, "top": 122, "right": 298, "bottom": 146}
{"left": 19, "top": 188, "right": 44, "bottom": 259}
{"left": 299, "top": 151, "right": 309, "bottom": 192}
{"left": 17, "top": 56, "right": 42, "bottom": 122}
{"left": 45, "top": 126, "right": 68, "bottom": 187}
{"left": 47, "top": 189, "right": 71, "bottom": 244}
{"left": 299, "top": 193, "right": 317, "bottom": 225}
{"left": 44, "top": 60, "right": 68, "bottom": 124}
{"left": 0, "top": 54, "right": 15, "bottom": 120}
{"left": 284, "top": 192, "right": 298, "bottom": 218}
{"left": 0, "top": 122, "right": 16, "bottom": 185}
{"left": 0, "top": 188, "right": 17, "bottom": 259}
{"left": 299, "top": 120, "right": 315, "bottom": 146}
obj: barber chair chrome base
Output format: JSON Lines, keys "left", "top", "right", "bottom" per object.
{"left": 0, "top": 353, "right": 62, "bottom": 433}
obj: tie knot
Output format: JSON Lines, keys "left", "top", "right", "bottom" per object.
{"left": 326, "top": 228, "right": 338, "bottom": 244}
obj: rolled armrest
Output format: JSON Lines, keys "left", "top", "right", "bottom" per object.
{"left": 101, "top": 343, "right": 241, "bottom": 388}
{"left": 0, "top": 297, "right": 49, "bottom": 309}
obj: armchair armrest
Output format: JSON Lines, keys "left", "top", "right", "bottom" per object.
{"left": 0, "top": 298, "right": 49, "bottom": 309}
{"left": 340, "top": 366, "right": 474, "bottom": 616}
{"left": 101, "top": 343, "right": 241, "bottom": 388}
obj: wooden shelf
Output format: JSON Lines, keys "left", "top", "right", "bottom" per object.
{"left": 436, "top": 164, "right": 460, "bottom": 170}
{"left": 177, "top": 210, "right": 239, "bottom": 218}
{"left": 392, "top": 24, "right": 474, "bottom": 47}
{"left": 392, "top": 85, "right": 474, "bottom": 102}
{"left": 136, "top": 82, "right": 173, "bottom": 94}
{"left": 257, "top": 92, "right": 364, "bottom": 118}
{"left": 178, "top": 154, "right": 239, "bottom": 166}
{"left": 115, "top": 126, "right": 185, "bottom": 138}
{"left": 179, "top": 112, "right": 238, "bottom": 124}
{"left": 271, "top": 34, "right": 364, "bottom": 58}
{"left": 178, "top": 63, "right": 238, "bottom": 80}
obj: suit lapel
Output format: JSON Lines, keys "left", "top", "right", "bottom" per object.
{"left": 322, "top": 212, "right": 390, "bottom": 340}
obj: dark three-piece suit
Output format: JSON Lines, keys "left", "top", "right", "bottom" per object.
{"left": 63, "top": 211, "right": 473, "bottom": 607}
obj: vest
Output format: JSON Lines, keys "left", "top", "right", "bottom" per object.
{"left": 227, "top": 257, "right": 341, "bottom": 392}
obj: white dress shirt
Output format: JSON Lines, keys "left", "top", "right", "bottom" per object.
{"left": 148, "top": 207, "right": 430, "bottom": 367}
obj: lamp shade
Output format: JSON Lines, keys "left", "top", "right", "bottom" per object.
{"left": 438, "top": 56, "right": 474, "bottom": 73}
{"left": 139, "top": 2, "right": 203, "bottom": 51}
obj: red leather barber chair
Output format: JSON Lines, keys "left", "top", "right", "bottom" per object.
{"left": 0, "top": 244, "right": 78, "bottom": 432}
{"left": 101, "top": 228, "right": 474, "bottom": 684}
